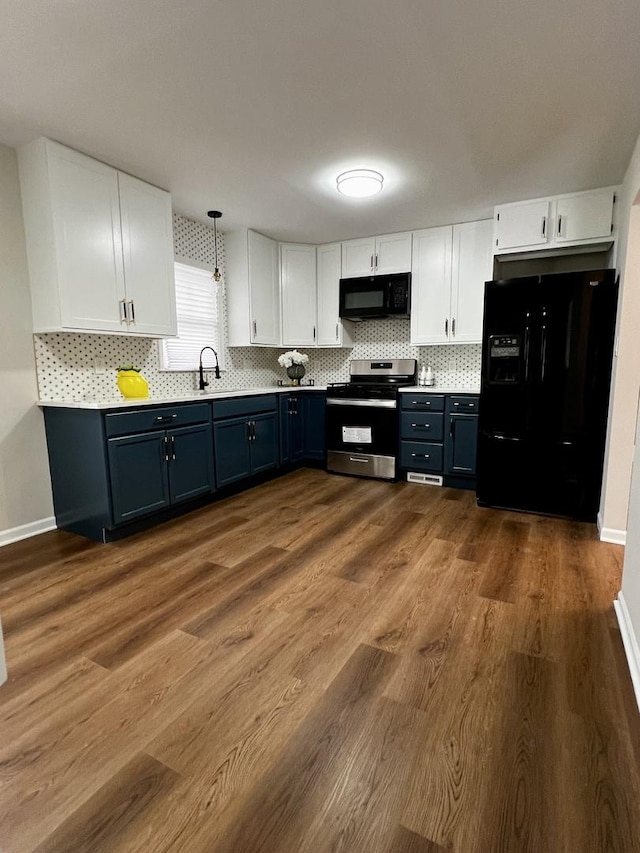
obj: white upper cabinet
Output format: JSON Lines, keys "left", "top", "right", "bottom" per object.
{"left": 316, "top": 243, "right": 353, "bottom": 348}
{"left": 226, "top": 229, "right": 280, "bottom": 346}
{"left": 341, "top": 231, "right": 412, "bottom": 277}
{"left": 493, "top": 200, "right": 551, "bottom": 252}
{"left": 411, "top": 220, "right": 492, "bottom": 346}
{"left": 281, "top": 243, "right": 317, "bottom": 347}
{"left": 410, "top": 226, "right": 453, "bottom": 345}
{"left": 118, "top": 173, "right": 176, "bottom": 336}
{"left": 18, "top": 138, "right": 176, "bottom": 336}
{"left": 450, "top": 220, "right": 493, "bottom": 343}
{"left": 555, "top": 188, "right": 615, "bottom": 243}
{"left": 494, "top": 187, "right": 617, "bottom": 255}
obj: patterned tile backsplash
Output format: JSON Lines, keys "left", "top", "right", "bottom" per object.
{"left": 34, "top": 214, "right": 482, "bottom": 401}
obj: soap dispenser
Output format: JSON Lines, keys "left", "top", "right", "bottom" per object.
{"left": 425, "top": 365, "right": 435, "bottom": 387}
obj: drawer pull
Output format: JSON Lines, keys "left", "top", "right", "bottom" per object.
{"left": 411, "top": 423, "right": 430, "bottom": 429}
{"left": 349, "top": 456, "right": 369, "bottom": 463}
{"left": 156, "top": 414, "right": 178, "bottom": 421}
{"left": 411, "top": 453, "right": 430, "bottom": 459}
{"left": 412, "top": 401, "right": 431, "bottom": 406}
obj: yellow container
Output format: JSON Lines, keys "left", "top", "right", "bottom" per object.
{"left": 116, "top": 368, "right": 149, "bottom": 399}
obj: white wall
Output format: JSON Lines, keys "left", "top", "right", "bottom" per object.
{"left": 0, "top": 143, "right": 54, "bottom": 545}
{"left": 599, "top": 130, "right": 640, "bottom": 541}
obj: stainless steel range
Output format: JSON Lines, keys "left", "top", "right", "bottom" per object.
{"left": 326, "top": 359, "right": 417, "bottom": 480}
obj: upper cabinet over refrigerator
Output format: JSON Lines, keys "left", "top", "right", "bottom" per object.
{"left": 493, "top": 187, "right": 617, "bottom": 255}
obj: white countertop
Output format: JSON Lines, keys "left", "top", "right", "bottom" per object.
{"left": 398, "top": 385, "right": 480, "bottom": 395}
{"left": 38, "top": 385, "right": 329, "bottom": 410}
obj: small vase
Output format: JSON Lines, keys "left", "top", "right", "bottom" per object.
{"left": 286, "top": 364, "right": 305, "bottom": 386}
{"left": 117, "top": 369, "right": 149, "bottom": 399}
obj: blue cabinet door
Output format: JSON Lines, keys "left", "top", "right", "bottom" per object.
{"left": 290, "top": 396, "right": 305, "bottom": 461}
{"left": 107, "top": 431, "right": 170, "bottom": 524}
{"left": 214, "top": 417, "right": 252, "bottom": 487}
{"left": 168, "top": 423, "right": 215, "bottom": 504}
{"left": 251, "top": 412, "right": 279, "bottom": 474}
{"left": 445, "top": 414, "right": 479, "bottom": 476}
{"left": 303, "top": 394, "right": 326, "bottom": 460}
{"left": 279, "top": 396, "right": 292, "bottom": 464}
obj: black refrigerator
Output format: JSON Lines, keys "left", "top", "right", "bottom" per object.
{"left": 476, "top": 268, "right": 618, "bottom": 522}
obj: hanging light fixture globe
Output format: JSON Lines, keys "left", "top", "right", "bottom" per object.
{"left": 207, "top": 210, "right": 223, "bottom": 282}
{"left": 336, "top": 169, "right": 384, "bottom": 198}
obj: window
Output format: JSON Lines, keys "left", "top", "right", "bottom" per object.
{"left": 159, "top": 261, "right": 225, "bottom": 371}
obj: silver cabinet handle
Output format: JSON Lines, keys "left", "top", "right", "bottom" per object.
{"left": 453, "top": 402, "right": 460, "bottom": 406}
{"left": 411, "top": 423, "right": 431, "bottom": 429}
{"left": 375, "top": 253, "right": 378, "bottom": 270}
{"left": 370, "top": 254, "right": 374, "bottom": 272}
{"left": 541, "top": 216, "right": 547, "bottom": 239}
{"left": 411, "top": 401, "right": 431, "bottom": 406}
{"left": 452, "top": 318, "right": 456, "bottom": 336}
{"left": 336, "top": 323, "right": 339, "bottom": 340}
{"left": 156, "top": 413, "right": 178, "bottom": 421}
{"left": 127, "top": 300, "right": 135, "bottom": 323}
{"left": 163, "top": 435, "right": 169, "bottom": 462}
{"left": 171, "top": 434, "right": 176, "bottom": 460}
{"left": 445, "top": 318, "right": 448, "bottom": 337}
{"left": 313, "top": 325, "right": 316, "bottom": 341}
{"left": 119, "top": 299, "right": 128, "bottom": 324}
{"left": 557, "top": 214, "right": 563, "bottom": 237}
{"left": 252, "top": 320, "right": 257, "bottom": 337}
{"left": 411, "top": 453, "right": 430, "bottom": 459}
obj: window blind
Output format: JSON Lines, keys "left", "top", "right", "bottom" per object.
{"left": 160, "top": 262, "right": 224, "bottom": 371}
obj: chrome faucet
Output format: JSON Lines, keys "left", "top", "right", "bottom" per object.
{"left": 199, "top": 346, "right": 221, "bottom": 391}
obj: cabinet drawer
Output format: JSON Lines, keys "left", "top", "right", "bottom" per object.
{"left": 400, "top": 412, "right": 444, "bottom": 441}
{"left": 446, "top": 396, "right": 479, "bottom": 415}
{"left": 401, "top": 394, "right": 445, "bottom": 412}
{"left": 212, "top": 394, "right": 277, "bottom": 420}
{"left": 105, "top": 403, "right": 210, "bottom": 437}
{"left": 400, "top": 441, "right": 443, "bottom": 472}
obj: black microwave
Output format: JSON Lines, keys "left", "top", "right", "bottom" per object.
{"left": 339, "top": 272, "right": 411, "bottom": 320}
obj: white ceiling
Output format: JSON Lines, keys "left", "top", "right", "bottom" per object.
{"left": 1, "top": 0, "right": 639, "bottom": 243}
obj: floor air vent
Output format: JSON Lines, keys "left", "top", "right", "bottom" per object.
{"left": 406, "top": 472, "right": 443, "bottom": 486}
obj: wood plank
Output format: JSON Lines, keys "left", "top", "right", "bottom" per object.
{"left": 31, "top": 753, "right": 180, "bottom": 853}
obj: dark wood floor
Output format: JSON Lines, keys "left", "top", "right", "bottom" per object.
{"left": 1, "top": 469, "right": 639, "bottom": 852}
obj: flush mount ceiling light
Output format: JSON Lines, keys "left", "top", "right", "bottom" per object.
{"left": 336, "top": 169, "right": 384, "bottom": 198}
{"left": 207, "top": 210, "right": 222, "bottom": 282}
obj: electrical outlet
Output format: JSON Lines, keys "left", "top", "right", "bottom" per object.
{"left": 93, "top": 358, "right": 106, "bottom": 375}
{"left": 242, "top": 358, "right": 252, "bottom": 369}
{"left": 448, "top": 357, "right": 455, "bottom": 371}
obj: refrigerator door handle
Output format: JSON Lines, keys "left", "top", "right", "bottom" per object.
{"left": 540, "top": 308, "right": 548, "bottom": 383}
{"left": 524, "top": 323, "right": 531, "bottom": 383}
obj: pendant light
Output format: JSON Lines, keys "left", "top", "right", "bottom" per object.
{"left": 207, "top": 210, "right": 223, "bottom": 282}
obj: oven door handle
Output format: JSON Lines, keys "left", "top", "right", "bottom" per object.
{"left": 326, "top": 398, "right": 397, "bottom": 409}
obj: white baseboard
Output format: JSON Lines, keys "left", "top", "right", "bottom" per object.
{"left": 614, "top": 592, "right": 640, "bottom": 714}
{"left": 0, "top": 516, "right": 56, "bottom": 548}
{"left": 597, "top": 512, "right": 627, "bottom": 545}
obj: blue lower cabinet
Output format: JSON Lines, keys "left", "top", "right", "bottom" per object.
{"left": 214, "top": 417, "right": 252, "bottom": 486}
{"left": 303, "top": 394, "right": 326, "bottom": 461}
{"left": 251, "top": 412, "right": 279, "bottom": 474}
{"left": 279, "top": 392, "right": 326, "bottom": 464}
{"left": 213, "top": 397, "right": 279, "bottom": 488}
{"left": 445, "top": 414, "right": 479, "bottom": 476}
{"left": 108, "top": 423, "right": 216, "bottom": 524}
{"left": 169, "top": 423, "right": 216, "bottom": 503}
{"left": 400, "top": 440, "right": 443, "bottom": 473}
{"left": 279, "top": 395, "right": 304, "bottom": 464}
{"left": 108, "top": 431, "right": 171, "bottom": 524}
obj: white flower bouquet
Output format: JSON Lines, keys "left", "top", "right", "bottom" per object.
{"left": 277, "top": 350, "right": 309, "bottom": 368}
